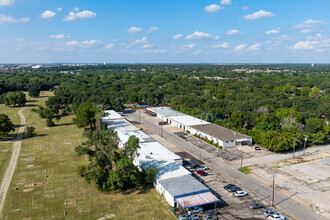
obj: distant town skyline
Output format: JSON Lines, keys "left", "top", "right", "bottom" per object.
{"left": 1, "top": 0, "right": 329, "bottom": 63}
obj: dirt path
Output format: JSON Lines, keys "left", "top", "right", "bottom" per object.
{"left": 0, "top": 107, "right": 26, "bottom": 216}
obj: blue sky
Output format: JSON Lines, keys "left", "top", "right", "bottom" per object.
{"left": 1, "top": 0, "right": 330, "bottom": 63}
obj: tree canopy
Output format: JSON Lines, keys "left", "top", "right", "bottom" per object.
{"left": 0, "top": 114, "right": 15, "bottom": 137}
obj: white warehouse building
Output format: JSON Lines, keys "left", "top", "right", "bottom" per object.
{"left": 148, "top": 107, "right": 252, "bottom": 148}
{"left": 102, "top": 110, "right": 220, "bottom": 208}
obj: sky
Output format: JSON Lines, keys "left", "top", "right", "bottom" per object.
{"left": 0, "top": 0, "right": 330, "bottom": 63}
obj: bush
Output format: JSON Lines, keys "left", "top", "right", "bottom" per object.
{"left": 46, "top": 118, "right": 55, "bottom": 127}
{"left": 77, "top": 165, "right": 88, "bottom": 177}
{"left": 238, "top": 166, "right": 251, "bottom": 174}
{"left": 26, "top": 126, "right": 35, "bottom": 137}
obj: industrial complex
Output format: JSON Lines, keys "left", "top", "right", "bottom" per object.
{"left": 147, "top": 107, "right": 252, "bottom": 148}
{"left": 102, "top": 110, "right": 220, "bottom": 210}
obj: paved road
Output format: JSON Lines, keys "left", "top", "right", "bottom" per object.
{"left": 230, "top": 144, "right": 330, "bottom": 168}
{"left": 0, "top": 107, "right": 26, "bottom": 217}
{"left": 128, "top": 110, "right": 326, "bottom": 220}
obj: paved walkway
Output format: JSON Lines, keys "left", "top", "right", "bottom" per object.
{"left": 0, "top": 107, "right": 26, "bottom": 217}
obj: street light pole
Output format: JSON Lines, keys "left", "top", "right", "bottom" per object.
{"left": 240, "top": 152, "right": 244, "bottom": 168}
{"left": 272, "top": 177, "right": 275, "bottom": 206}
{"left": 292, "top": 138, "right": 296, "bottom": 158}
{"left": 303, "top": 136, "right": 308, "bottom": 156}
{"left": 161, "top": 125, "right": 163, "bottom": 137}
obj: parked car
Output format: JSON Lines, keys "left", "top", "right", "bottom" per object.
{"left": 264, "top": 210, "right": 279, "bottom": 217}
{"left": 249, "top": 202, "right": 263, "bottom": 209}
{"left": 268, "top": 214, "right": 286, "bottom": 220}
{"left": 227, "top": 186, "right": 241, "bottom": 192}
{"left": 188, "top": 206, "right": 203, "bottom": 214}
{"left": 223, "top": 184, "right": 235, "bottom": 190}
{"left": 179, "top": 213, "right": 195, "bottom": 220}
{"left": 255, "top": 146, "right": 261, "bottom": 150}
{"left": 198, "top": 165, "right": 209, "bottom": 170}
{"left": 197, "top": 170, "right": 207, "bottom": 176}
{"left": 234, "top": 190, "right": 248, "bottom": 197}
{"left": 190, "top": 163, "right": 200, "bottom": 169}
{"left": 202, "top": 215, "right": 218, "bottom": 220}
{"left": 204, "top": 209, "right": 217, "bottom": 215}
{"left": 191, "top": 216, "right": 200, "bottom": 220}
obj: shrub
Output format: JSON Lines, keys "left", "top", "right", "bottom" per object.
{"left": 77, "top": 165, "right": 88, "bottom": 177}
{"left": 26, "top": 126, "right": 35, "bottom": 137}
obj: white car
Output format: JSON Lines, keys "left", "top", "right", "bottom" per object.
{"left": 268, "top": 214, "right": 286, "bottom": 220}
{"left": 197, "top": 166, "right": 209, "bottom": 171}
{"left": 234, "top": 190, "right": 248, "bottom": 197}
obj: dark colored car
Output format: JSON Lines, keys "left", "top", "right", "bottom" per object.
{"left": 197, "top": 170, "right": 207, "bottom": 176}
{"left": 227, "top": 186, "right": 241, "bottom": 192}
{"left": 255, "top": 146, "right": 261, "bottom": 150}
{"left": 223, "top": 184, "right": 235, "bottom": 190}
{"left": 190, "top": 164, "right": 200, "bottom": 169}
{"left": 249, "top": 202, "right": 263, "bottom": 209}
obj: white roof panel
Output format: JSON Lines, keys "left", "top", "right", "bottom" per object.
{"left": 144, "top": 160, "right": 191, "bottom": 181}
{"left": 102, "top": 110, "right": 123, "bottom": 120}
{"left": 168, "top": 115, "right": 210, "bottom": 127}
{"left": 138, "top": 142, "right": 182, "bottom": 163}
{"left": 117, "top": 130, "right": 155, "bottom": 145}
{"left": 147, "top": 107, "right": 185, "bottom": 117}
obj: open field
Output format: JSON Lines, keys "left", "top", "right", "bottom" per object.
{"left": 2, "top": 92, "right": 175, "bottom": 220}
{"left": 0, "top": 143, "right": 12, "bottom": 182}
{"left": 250, "top": 151, "right": 330, "bottom": 219}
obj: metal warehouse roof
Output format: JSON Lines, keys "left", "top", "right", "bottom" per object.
{"left": 143, "top": 160, "right": 191, "bottom": 181}
{"left": 158, "top": 175, "right": 208, "bottom": 197}
{"left": 117, "top": 130, "right": 155, "bottom": 145}
{"left": 147, "top": 107, "right": 185, "bottom": 117}
{"left": 105, "top": 118, "right": 139, "bottom": 133}
{"left": 102, "top": 110, "right": 123, "bottom": 120}
{"left": 176, "top": 192, "right": 220, "bottom": 209}
{"left": 191, "top": 124, "right": 251, "bottom": 142}
{"left": 168, "top": 115, "right": 210, "bottom": 127}
{"left": 137, "top": 142, "right": 182, "bottom": 164}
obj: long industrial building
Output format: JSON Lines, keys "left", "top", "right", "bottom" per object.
{"left": 102, "top": 110, "right": 220, "bottom": 209}
{"left": 147, "top": 107, "right": 252, "bottom": 148}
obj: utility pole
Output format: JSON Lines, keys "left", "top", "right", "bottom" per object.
{"left": 272, "top": 177, "right": 275, "bottom": 206}
{"left": 240, "top": 152, "right": 244, "bottom": 168}
{"left": 303, "top": 136, "right": 308, "bottom": 156}
{"left": 160, "top": 125, "right": 163, "bottom": 137}
{"left": 256, "top": 189, "right": 258, "bottom": 201}
{"left": 138, "top": 109, "right": 141, "bottom": 124}
{"left": 292, "top": 138, "right": 296, "bottom": 158}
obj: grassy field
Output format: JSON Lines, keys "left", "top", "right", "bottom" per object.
{"left": 0, "top": 143, "right": 12, "bottom": 182}
{"left": 3, "top": 91, "right": 175, "bottom": 220}
{"left": 0, "top": 98, "right": 22, "bottom": 137}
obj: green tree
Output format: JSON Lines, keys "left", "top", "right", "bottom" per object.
{"left": 4, "top": 91, "right": 26, "bottom": 107}
{"left": 73, "top": 103, "right": 99, "bottom": 130}
{"left": 0, "top": 114, "right": 15, "bottom": 137}
{"left": 305, "top": 118, "right": 323, "bottom": 134}
{"left": 26, "top": 126, "right": 35, "bottom": 137}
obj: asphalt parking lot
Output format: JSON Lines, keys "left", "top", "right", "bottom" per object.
{"left": 185, "top": 164, "right": 269, "bottom": 220}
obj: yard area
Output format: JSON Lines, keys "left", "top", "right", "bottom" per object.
{"left": 0, "top": 143, "right": 12, "bottom": 182}
{"left": 2, "top": 91, "right": 175, "bottom": 220}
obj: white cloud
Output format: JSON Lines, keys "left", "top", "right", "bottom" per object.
{"left": 40, "top": 10, "right": 56, "bottom": 19}
{"left": 298, "top": 29, "right": 314, "bottom": 34}
{"left": 17, "top": 38, "right": 26, "bottom": 42}
{"left": 221, "top": 0, "right": 232, "bottom": 5}
{"left": 226, "top": 29, "right": 241, "bottom": 35}
{"left": 49, "top": 34, "right": 67, "bottom": 39}
{"left": 182, "top": 44, "right": 195, "bottom": 49}
{"left": 266, "top": 28, "right": 280, "bottom": 35}
{"left": 143, "top": 44, "right": 154, "bottom": 49}
{"left": 247, "top": 43, "right": 261, "bottom": 51}
{"left": 104, "top": 43, "right": 114, "bottom": 49}
{"left": 185, "top": 31, "right": 219, "bottom": 40}
{"left": 127, "top": 26, "right": 143, "bottom": 33}
{"left": 63, "top": 10, "right": 96, "bottom": 21}
{"left": 212, "top": 42, "right": 229, "bottom": 48}
{"left": 0, "top": 14, "right": 30, "bottom": 23}
{"left": 146, "top": 49, "right": 166, "bottom": 54}
{"left": 0, "top": 0, "right": 14, "bottom": 7}
{"left": 73, "top": 7, "right": 79, "bottom": 12}
{"left": 242, "top": 6, "right": 249, "bottom": 10}
{"left": 234, "top": 44, "right": 247, "bottom": 52}
{"left": 291, "top": 40, "right": 319, "bottom": 50}
{"left": 57, "top": 8, "right": 62, "bottom": 12}
{"left": 294, "top": 19, "right": 326, "bottom": 29}
{"left": 66, "top": 40, "right": 79, "bottom": 46}
{"left": 204, "top": 4, "right": 222, "bottom": 13}
{"left": 173, "top": 34, "right": 182, "bottom": 39}
{"left": 148, "top": 26, "right": 159, "bottom": 33}
{"left": 193, "top": 50, "right": 202, "bottom": 55}
{"left": 80, "top": 40, "right": 102, "bottom": 48}
{"left": 131, "top": 37, "right": 148, "bottom": 45}
{"left": 244, "top": 10, "right": 274, "bottom": 20}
